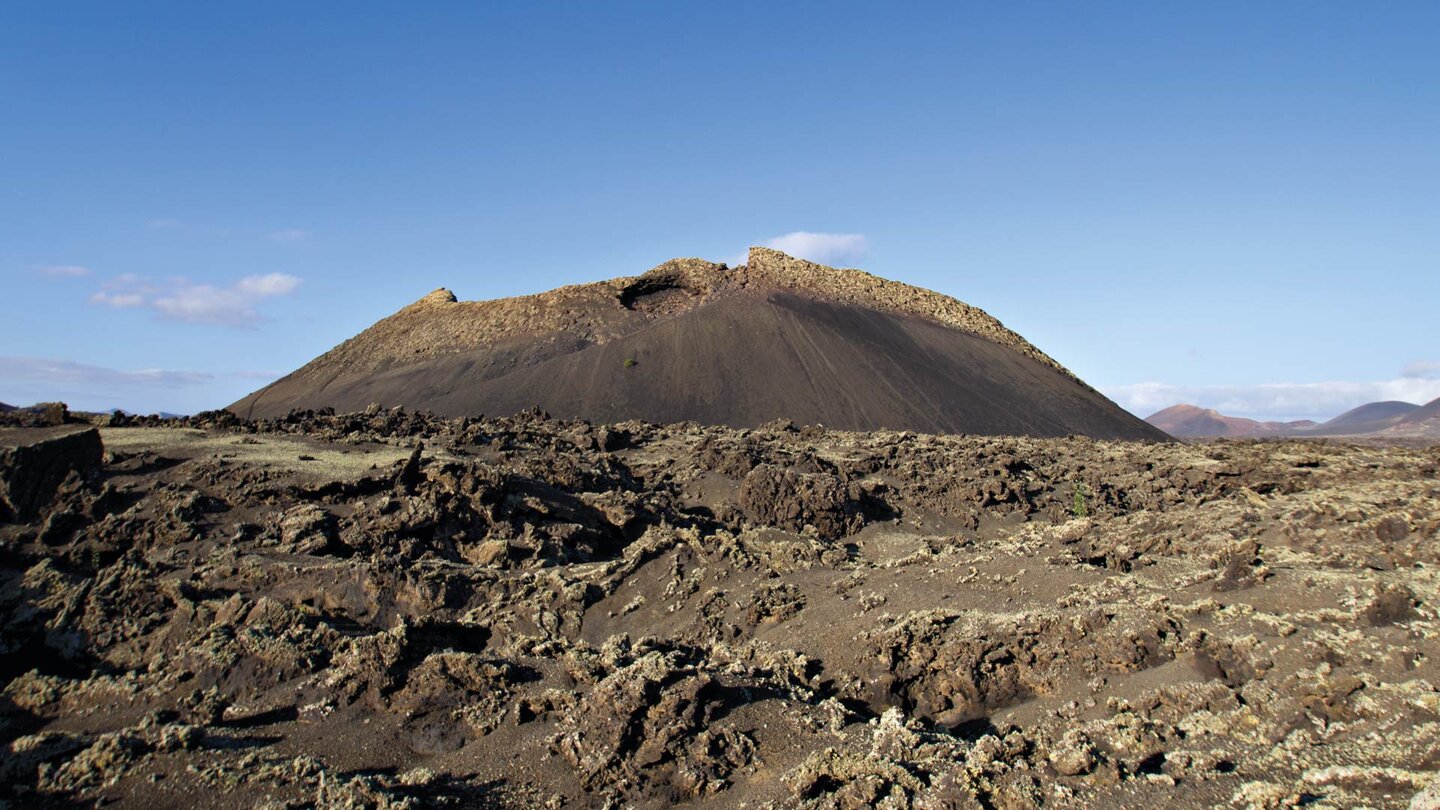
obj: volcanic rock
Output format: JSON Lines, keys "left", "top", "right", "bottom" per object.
{"left": 0, "top": 426, "right": 103, "bottom": 522}
{"left": 2, "top": 410, "right": 1439, "bottom": 808}
{"left": 0, "top": 402, "right": 75, "bottom": 429}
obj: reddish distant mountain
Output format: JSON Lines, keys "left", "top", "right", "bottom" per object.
{"left": 1147, "top": 397, "right": 1440, "bottom": 440}
{"left": 1144, "top": 404, "right": 1315, "bottom": 438}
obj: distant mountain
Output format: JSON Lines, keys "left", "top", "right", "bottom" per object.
{"left": 1304, "top": 400, "right": 1419, "bottom": 436}
{"left": 0, "top": 402, "right": 12, "bottom": 412}
{"left": 1384, "top": 396, "right": 1440, "bottom": 437}
{"left": 105, "top": 408, "right": 187, "bottom": 419}
{"left": 1146, "top": 397, "right": 1440, "bottom": 440}
{"left": 1395, "top": 396, "right": 1440, "bottom": 424}
{"left": 1144, "top": 404, "right": 1314, "bottom": 438}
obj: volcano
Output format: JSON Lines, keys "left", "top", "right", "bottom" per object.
{"left": 1306, "top": 400, "right": 1422, "bottom": 436}
{"left": 231, "top": 248, "right": 1165, "bottom": 440}
{"left": 1144, "top": 404, "right": 1316, "bottom": 438}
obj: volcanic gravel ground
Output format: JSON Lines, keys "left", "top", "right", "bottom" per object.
{"left": 3, "top": 407, "right": 1439, "bottom": 809}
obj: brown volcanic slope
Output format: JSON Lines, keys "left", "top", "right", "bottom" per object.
{"left": 1386, "top": 395, "right": 1440, "bottom": 437}
{"left": 1305, "top": 400, "right": 1420, "bottom": 436}
{"left": 1400, "top": 396, "right": 1440, "bottom": 422}
{"left": 1144, "top": 403, "right": 1312, "bottom": 438}
{"left": 231, "top": 248, "right": 1164, "bottom": 440}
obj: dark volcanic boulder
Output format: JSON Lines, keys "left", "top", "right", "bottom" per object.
{"left": 0, "top": 401, "right": 72, "bottom": 428}
{"left": 0, "top": 427, "right": 104, "bottom": 521}
{"left": 739, "top": 463, "right": 862, "bottom": 539}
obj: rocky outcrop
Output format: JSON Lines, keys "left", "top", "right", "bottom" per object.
{"left": 739, "top": 463, "right": 863, "bottom": 540}
{"left": 0, "top": 402, "right": 74, "bottom": 429}
{"left": 405, "top": 287, "right": 458, "bottom": 308}
{"left": 2, "top": 410, "right": 1439, "bottom": 807}
{"left": 0, "top": 427, "right": 103, "bottom": 522}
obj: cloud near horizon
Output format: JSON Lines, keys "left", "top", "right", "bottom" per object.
{"left": 89, "top": 272, "right": 301, "bottom": 326}
{"left": 1104, "top": 376, "right": 1440, "bottom": 422}
{"left": 1402, "top": 359, "right": 1440, "bottom": 379}
{"left": 0, "top": 356, "right": 213, "bottom": 390}
{"left": 726, "top": 232, "right": 870, "bottom": 266}
{"left": 0, "top": 356, "right": 238, "bottom": 415}
{"left": 763, "top": 232, "right": 868, "bottom": 266}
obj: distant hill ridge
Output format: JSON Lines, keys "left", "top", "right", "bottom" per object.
{"left": 231, "top": 247, "right": 1163, "bottom": 440}
{"left": 1304, "top": 400, "right": 1419, "bottom": 436}
{"left": 1393, "top": 398, "right": 1440, "bottom": 431}
{"left": 1146, "top": 397, "right": 1440, "bottom": 439}
{"left": 1144, "top": 404, "right": 1313, "bottom": 438}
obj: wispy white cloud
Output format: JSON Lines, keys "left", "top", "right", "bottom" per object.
{"left": 86, "top": 273, "right": 302, "bottom": 327}
{"left": 1402, "top": 360, "right": 1440, "bottom": 380}
{"left": 234, "top": 273, "right": 301, "bottom": 296}
{"left": 0, "top": 356, "right": 213, "bottom": 388}
{"left": 1104, "top": 377, "right": 1440, "bottom": 422}
{"left": 152, "top": 275, "right": 302, "bottom": 326}
{"left": 151, "top": 286, "right": 257, "bottom": 325}
{"left": 39, "top": 265, "right": 91, "bottom": 277}
{"left": 89, "top": 292, "right": 146, "bottom": 308}
{"left": 0, "top": 356, "right": 229, "bottom": 414}
{"left": 266, "top": 228, "right": 308, "bottom": 243}
{"left": 762, "top": 232, "right": 869, "bottom": 266}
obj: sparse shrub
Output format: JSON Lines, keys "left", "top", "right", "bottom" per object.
{"left": 623, "top": 358, "right": 637, "bottom": 368}
{"left": 1071, "top": 481, "right": 1089, "bottom": 518}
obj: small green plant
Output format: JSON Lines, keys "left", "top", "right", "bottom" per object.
{"left": 623, "top": 358, "right": 637, "bottom": 368}
{"left": 1071, "top": 481, "right": 1089, "bottom": 518}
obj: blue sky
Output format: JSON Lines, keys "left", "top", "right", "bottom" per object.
{"left": 3, "top": 2, "right": 1437, "bottom": 419}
